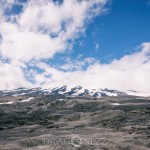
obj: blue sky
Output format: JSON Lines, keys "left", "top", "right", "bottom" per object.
{"left": 71, "top": 0, "right": 150, "bottom": 62}
{"left": 0, "top": 0, "right": 150, "bottom": 92}
{"left": 46, "top": 0, "right": 150, "bottom": 67}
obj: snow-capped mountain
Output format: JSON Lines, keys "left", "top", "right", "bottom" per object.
{"left": 0, "top": 86, "right": 150, "bottom": 98}
{"left": 0, "top": 86, "right": 127, "bottom": 98}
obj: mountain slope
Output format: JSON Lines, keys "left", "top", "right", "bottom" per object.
{"left": 0, "top": 86, "right": 127, "bottom": 98}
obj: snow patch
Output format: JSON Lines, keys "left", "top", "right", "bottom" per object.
{"left": 0, "top": 101, "right": 14, "bottom": 105}
{"left": 20, "top": 97, "right": 34, "bottom": 102}
{"left": 59, "top": 99, "right": 64, "bottom": 101}
{"left": 126, "top": 91, "right": 150, "bottom": 97}
{"left": 110, "top": 103, "right": 120, "bottom": 106}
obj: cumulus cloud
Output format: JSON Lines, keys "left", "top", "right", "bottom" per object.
{"left": 0, "top": 61, "right": 32, "bottom": 90}
{"left": 34, "top": 42, "right": 150, "bottom": 93}
{"left": 0, "top": 22, "right": 65, "bottom": 61}
{"left": 0, "top": 0, "right": 108, "bottom": 61}
{"left": 59, "top": 57, "right": 98, "bottom": 71}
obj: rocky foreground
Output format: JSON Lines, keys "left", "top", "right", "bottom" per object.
{"left": 0, "top": 94, "right": 150, "bottom": 150}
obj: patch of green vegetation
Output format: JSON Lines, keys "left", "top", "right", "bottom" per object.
{"left": 7, "top": 125, "right": 15, "bottom": 129}
{"left": 98, "top": 115, "right": 127, "bottom": 129}
{"left": 74, "top": 124, "right": 85, "bottom": 129}
{"left": 144, "top": 108, "right": 150, "bottom": 114}
{"left": 19, "top": 139, "right": 44, "bottom": 147}
{"left": 46, "top": 125, "right": 59, "bottom": 129}
{"left": 50, "top": 100, "right": 66, "bottom": 108}
{"left": 0, "top": 109, "right": 59, "bottom": 128}
{"left": 68, "top": 114, "right": 81, "bottom": 121}
{"left": 0, "top": 110, "right": 4, "bottom": 116}
{"left": 12, "top": 115, "right": 27, "bottom": 125}
{"left": 115, "top": 115, "right": 126, "bottom": 122}
{"left": 76, "top": 145, "right": 95, "bottom": 150}
{"left": 29, "top": 128, "right": 37, "bottom": 133}
{"left": 90, "top": 112, "right": 99, "bottom": 116}
{"left": 146, "top": 142, "right": 150, "bottom": 148}
{"left": 0, "top": 126, "right": 4, "bottom": 131}
{"left": 116, "top": 146, "right": 131, "bottom": 150}
{"left": 37, "top": 103, "right": 44, "bottom": 106}
{"left": 39, "top": 120, "right": 54, "bottom": 126}
{"left": 47, "top": 114, "right": 61, "bottom": 121}
{"left": 74, "top": 102, "right": 99, "bottom": 112}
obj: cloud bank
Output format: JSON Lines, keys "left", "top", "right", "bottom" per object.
{"left": 0, "top": 0, "right": 150, "bottom": 93}
{"left": 33, "top": 42, "right": 150, "bottom": 92}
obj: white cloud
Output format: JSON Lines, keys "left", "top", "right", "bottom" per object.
{"left": 0, "top": 22, "right": 65, "bottom": 61}
{"left": 0, "top": 61, "right": 32, "bottom": 90}
{"left": 0, "top": 0, "right": 108, "bottom": 61}
{"left": 60, "top": 57, "right": 98, "bottom": 71}
{"left": 95, "top": 43, "right": 100, "bottom": 50}
{"left": 0, "top": 42, "right": 150, "bottom": 92}
{"left": 34, "top": 42, "right": 150, "bottom": 93}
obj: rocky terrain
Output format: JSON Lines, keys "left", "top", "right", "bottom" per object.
{"left": 0, "top": 87, "right": 150, "bottom": 150}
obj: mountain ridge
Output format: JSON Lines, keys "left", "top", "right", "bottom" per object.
{"left": 0, "top": 85, "right": 149, "bottom": 98}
